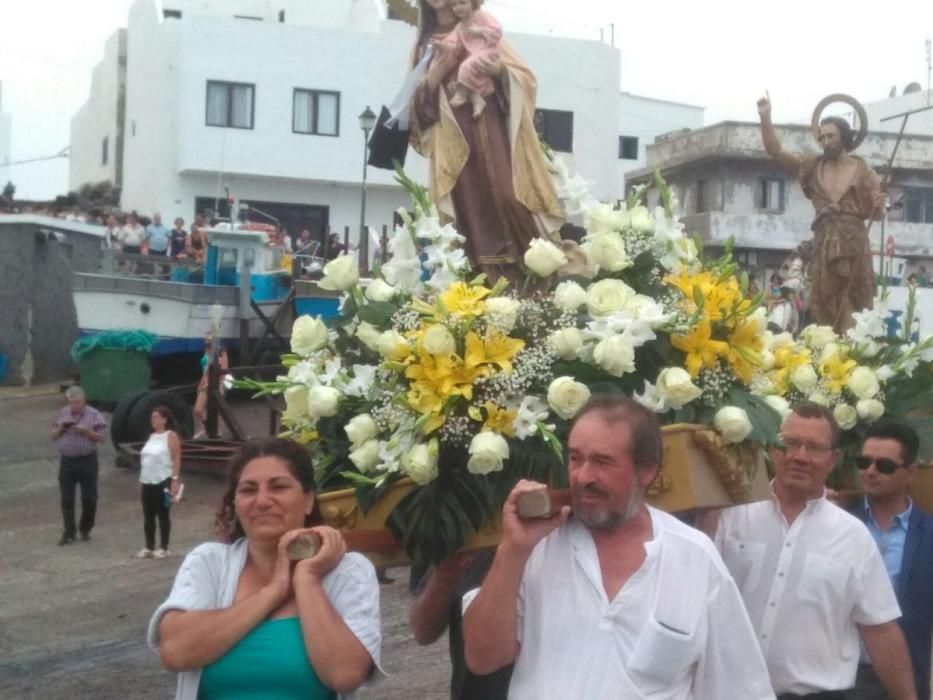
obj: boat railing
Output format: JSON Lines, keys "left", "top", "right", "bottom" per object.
{"left": 100, "top": 247, "right": 204, "bottom": 279}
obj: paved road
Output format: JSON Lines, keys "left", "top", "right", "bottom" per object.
{"left": 0, "top": 392, "right": 448, "bottom": 699}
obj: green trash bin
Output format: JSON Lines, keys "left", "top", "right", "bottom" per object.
{"left": 78, "top": 348, "right": 152, "bottom": 404}
{"left": 71, "top": 332, "right": 157, "bottom": 404}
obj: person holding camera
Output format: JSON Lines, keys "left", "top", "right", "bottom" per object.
{"left": 51, "top": 386, "right": 107, "bottom": 546}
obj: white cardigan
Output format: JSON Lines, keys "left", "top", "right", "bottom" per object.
{"left": 147, "top": 539, "right": 383, "bottom": 700}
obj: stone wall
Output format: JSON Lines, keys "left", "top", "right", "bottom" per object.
{"left": 0, "top": 222, "right": 101, "bottom": 385}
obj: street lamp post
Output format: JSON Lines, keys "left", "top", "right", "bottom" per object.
{"left": 358, "top": 106, "right": 377, "bottom": 275}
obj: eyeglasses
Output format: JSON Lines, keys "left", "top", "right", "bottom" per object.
{"left": 854, "top": 455, "right": 905, "bottom": 475}
{"left": 776, "top": 436, "right": 834, "bottom": 457}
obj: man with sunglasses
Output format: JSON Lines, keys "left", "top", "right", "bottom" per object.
{"left": 849, "top": 421, "right": 933, "bottom": 700}
{"left": 713, "top": 402, "right": 916, "bottom": 699}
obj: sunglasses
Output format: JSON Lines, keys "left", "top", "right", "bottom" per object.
{"left": 854, "top": 455, "right": 905, "bottom": 475}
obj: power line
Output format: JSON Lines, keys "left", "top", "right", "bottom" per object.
{"left": 0, "top": 148, "right": 69, "bottom": 168}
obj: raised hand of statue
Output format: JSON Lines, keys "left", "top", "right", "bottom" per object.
{"left": 427, "top": 39, "right": 459, "bottom": 89}
{"left": 757, "top": 92, "right": 772, "bottom": 120}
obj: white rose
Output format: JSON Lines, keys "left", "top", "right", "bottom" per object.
{"left": 713, "top": 406, "right": 753, "bottom": 444}
{"left": 586, "top": 232, "right": 631, "bottom": 272}
{"left": 586, "top": 278, "right": 636, "bottom": 317}
{"left": 791, "top": 364, "right": 818, "bottom": 393}
{"left": 655, "top": 367, "right": 702, "bottom": 409}
{"left": 523, "top": 238, "right": 567, "bottom": 277}
{"left": 802, "top": 325, "right": 837, "bottom": 350}
{"left": 349, "top": 439, "right": 381, "bottom": 474}
{"left": 819, "top": 342, "right": 842, "bottom": 363}
{"left": 377, "top": 330, "right": 411, "bottom": 359}
{"left": 856, "top": 398, "right": 885, "bottom": 421}
{"left": 626, "top": 205, "right": 654, "bottom": 233}
{"left": 833, "top": 403, "right": 858, "bottom": 430}
{"left": 547, "top": 376, "right": 592, "bottom": 419}
{"left": 553, "top": 281, "right": 587, "bottom": 312}
{"left": 403, "top": 439, "right": 440, "bottom": 484}
{"left": 422, "top": 325, "right": 456, "bottom": 355}
{"left": 485, "top": 297, "right": 521, "bottom": 334}
{"left": 848, "top": 366, "right": 880, "bottom": 400}
{"left": 290, "top": 315, "right": 329, "bottom": 356}
{"left": 283, "top": 385, "right": 310, "bottom": 421}
{"left": 344, "top": 414, "right": 378, "bottom": 447}
{"left": 318, "top": 254, "right": 359, "bottom": 291}
{"left": 593, "top": 335, "right": 636, "bottom": 377}
{"left": 307, "top": 385, "right": 341, "bottom": 418}
{"left": 355, "top": 321, "right": 382, "bottom": 352}
{"left": 549, "top": 327, "right": 584, "bottom": 360}
{"left": 467, "top": 431, "right": 510, "bottom": 475}
{"left": 763, "top": 394, "right": 792, "bottom": 419}
{"left": 365, "top": 278, "right": 397, "bottom": 303}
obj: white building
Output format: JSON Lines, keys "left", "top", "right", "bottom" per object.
{"left": 70, "top": 0, "right": 635, "bottom": 252}
{"left": 617, "top": 92, "right": 704, "bottom": 186}
{"left": 0, "top": 81, "right": 11, "bottom": 169}
{"left": 626, "top": 121, "right": 933, "bottom": 288}
{"left": 860, "top": 85, "right": 933, "bottom": 136}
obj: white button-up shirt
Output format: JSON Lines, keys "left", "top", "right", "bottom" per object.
{"left": 715, "top": 490, "right": 900, "bottom": 695}
{"left": 476, "top": 508, "right": 774, "bottom": 700}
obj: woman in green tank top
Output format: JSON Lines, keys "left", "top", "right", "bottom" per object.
{"left": 150, "top": 438, "right": 382, "bottom": 699}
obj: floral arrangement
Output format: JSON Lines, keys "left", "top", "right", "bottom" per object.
{"left": 240, "top": 165, "right": 933, "bottom": 561}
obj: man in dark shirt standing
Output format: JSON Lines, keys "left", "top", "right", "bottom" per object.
{"left": 51, "top": 386, "right": 107, "bottom": 545}
{"left": 411, "top": 550, "right": 512, "bottom": 699}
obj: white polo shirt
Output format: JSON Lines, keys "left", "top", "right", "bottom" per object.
{"left": 478, "top": 508, "right": 774, "bottom": 700}
{"left": 715, "top": 490, "right": 901, "bottom": 695}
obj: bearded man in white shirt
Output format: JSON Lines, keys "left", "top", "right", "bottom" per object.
{"left": 713, "top": 402, "right": 916, "bottom": 700}
{"left": 462, "top": 395, "right": 774, "bottom": 699}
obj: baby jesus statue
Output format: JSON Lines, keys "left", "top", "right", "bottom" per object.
{"left": 443, "top": 0, "right": 503, "bottom": 119}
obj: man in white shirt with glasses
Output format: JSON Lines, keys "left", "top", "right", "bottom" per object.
{"left": 714, "top": 402, "right": 916, "bottom": 700}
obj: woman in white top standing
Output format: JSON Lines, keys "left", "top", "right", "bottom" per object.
{"left": 138, "top": 406, "right": 182, "bottom": 559}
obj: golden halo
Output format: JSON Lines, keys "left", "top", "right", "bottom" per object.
{"left": 810, "top": 93, "right": 868, "bottom": 151}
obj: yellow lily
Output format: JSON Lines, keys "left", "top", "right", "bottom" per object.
{"left": 440, "top": 282, "right": 490, "bottom": 318}
{"left": 671, "top": 319, "right": 730, "bottom": 377}
{"left": 727, "top": 316, "right": 764, "bottom": 383}
{"left": 820, "top": 353, "right": 857, "bottom": 394}
{"left": 482, "top": 402, "right": 517, "bottom": 437}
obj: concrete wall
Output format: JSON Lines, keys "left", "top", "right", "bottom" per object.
{"left": 617, "top": 93, "right": 704, "bottom": 187}
{"left": 69, "top": 30, "right": 125, "bottom": 192}
{"left": 861, "top": 89, "right": 933, "bottom": 136}
{"left": 0, "top": 220, "right": 102, "bottom": 385}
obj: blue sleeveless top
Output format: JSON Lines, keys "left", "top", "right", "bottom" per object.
{"left": 198, "top": 617, "right": 335, "bottom": 700}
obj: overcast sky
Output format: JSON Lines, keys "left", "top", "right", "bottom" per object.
{"left": 1, "top": 0, "right": 931, "bottom": 199}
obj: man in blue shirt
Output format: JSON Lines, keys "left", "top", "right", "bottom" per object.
{"left": 851, "top": 421, "right": 933, "bottom": 700}
{"left": 145, "top": 213, "right": 171, "bottom": 255}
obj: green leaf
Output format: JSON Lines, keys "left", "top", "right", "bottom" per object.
{"left": 357, "top": 301, "right": 399, "bottom": 327}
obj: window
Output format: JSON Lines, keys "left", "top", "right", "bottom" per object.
{"left": 101, "top": 136, "right": 109, "bottom": 166}
{"left": 619, "top": 135, "right": 639, "bottom": 160}
{"left": 234, "top": 15, "right": 263, "bottom": 20}
{"left": 534, "top": 109, "right": 573, "bottom": 152}
{"left": 278, "top": 9, "right": 285, "bottom": 22}
{"left": 206, "top": 81, "right": 255, "bottom": 129}
{"left": 293, "top": 89, "right": 340, "bottom": 136}
{"left": 163, "top": 8, "right": 181, "bottom": 19}
{"left": 904, "top": 188, "right": 933, "bottom": 224}
{"left": 758, "top": 178, "right": 785, "bottom": 212}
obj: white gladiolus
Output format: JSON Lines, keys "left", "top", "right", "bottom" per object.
{"left": 713, "top": 406, "right": 753, "bottom": 444}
